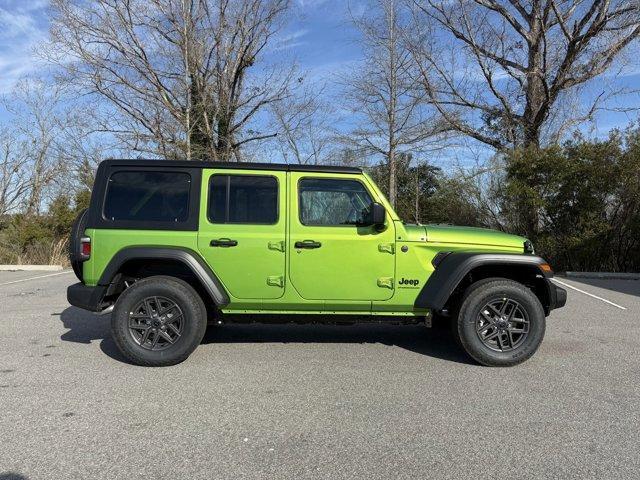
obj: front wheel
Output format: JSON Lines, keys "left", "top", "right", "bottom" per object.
{"left": 453, "top": 278, "right": 546, "bottom": 367}
{"left": 111, "top": 276, "right": 207, "bottom": 367}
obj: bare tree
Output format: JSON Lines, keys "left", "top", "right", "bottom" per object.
{"left": 48, "top": 0, "right": 295, "bottom": 161}
{"left": 0, "top": 130, "right": 30, "bottom": 216}
{"left": 270, "top": 83, "right": 336, "bottom": 164}
{"left": 3, "top": 81, "right": 70, "bottom": 215}
{"left": 345, "top": 0, "right": 447, "bottom": 207}
{"left": 1, "top": 79, "right": 106, "bottom": 215}
{"left": 410, "top": 0, "right": 640, "bottom": 150}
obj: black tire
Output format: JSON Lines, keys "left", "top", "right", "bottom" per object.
{"left": 111, "top": 276, "right": 207, "bottom": 367}
{"left": 453, "top": 278, "right": 545, "bottom": 367}
{"left": 68, "top": 208, "right": 89, "bottom": 281}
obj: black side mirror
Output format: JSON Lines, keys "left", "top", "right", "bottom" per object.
{"left": 369, "top": 202, "right": 386, "bottom": 227}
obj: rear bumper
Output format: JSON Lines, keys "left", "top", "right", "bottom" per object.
{"left": 547, "top": 280, "right": 567, "bottom": 312}
{"left": 67, "top": 283, "right": 107, "bottom": 312}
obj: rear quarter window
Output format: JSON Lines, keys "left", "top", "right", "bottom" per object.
{"left": 103, "top": 171, "right": 191, "bottom": 223}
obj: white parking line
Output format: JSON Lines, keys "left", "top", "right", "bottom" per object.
{"left": 1, "top": 271, "right": 628, "bottom": 312}
{"left": 0, "top": 270, "right": 74, "bottom": 286}
{"left": 552, "top": 278, "right": 627, "bottom": 310}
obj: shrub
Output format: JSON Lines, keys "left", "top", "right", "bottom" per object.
{"left": 0, "top": 189, "right": 89, "bottom": 265}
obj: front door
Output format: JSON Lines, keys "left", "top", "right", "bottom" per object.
{"left": 197, "top": 169, "right": 286, "bottom": 300}
{"left": 288, "top": 173, "right": 396, "bottom": 301}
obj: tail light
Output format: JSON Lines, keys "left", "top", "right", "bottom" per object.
{"left": 80, "top": 237, "right": 91, "bottom": 260}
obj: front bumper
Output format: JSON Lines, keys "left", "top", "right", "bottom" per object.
{"left": 67, "top": 283, "right": 107, "bottom": 312}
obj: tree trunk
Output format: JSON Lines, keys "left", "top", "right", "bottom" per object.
{"left": 189, "top": 80, "right": 214, "bottom": 161}
{"left": 415, "top": 166, "right": 419, "bottom": 223}
{"left": 216, "top": 114, "right": 232, "bottom": 162}
{"left": 388, "top": 147, "right": 397, "bottom": 207}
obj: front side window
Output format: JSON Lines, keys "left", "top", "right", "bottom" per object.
{"left": 208, "top": 175, "right": 278, "bottom": 224}
{"left": 103, "top": 171, "right": 191, "bottom": 222}
{"left": 299, "top": 178, "right": 373, "bottom": 226}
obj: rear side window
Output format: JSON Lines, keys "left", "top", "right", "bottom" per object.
{"left": 208, "top": 175, "right": 278, "bottom": 224}
{"left": 103, "top": 171, "right": 191, "bottom": 223}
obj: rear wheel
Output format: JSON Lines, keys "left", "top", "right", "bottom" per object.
{"left": 453, "top": 278, "right": 545, "bottom": 367}
{"left": 111, "top": 276, "right": 207, "bottom": 367}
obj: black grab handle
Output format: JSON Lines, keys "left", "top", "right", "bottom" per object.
{"left": 210, "top": 238, "right": 238, "bottom": 247}
{"left": 295, "top": 240, "right": 322, "bottom": 249}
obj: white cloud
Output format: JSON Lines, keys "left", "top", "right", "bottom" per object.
{"left": 272, "top": 28, "right": 310, "bottom": 52}
{"left": 296, "top": 0, "right": 331, "bottom": 7}
{"left": 0, "top": 1, "right": 49, "bottom": 94}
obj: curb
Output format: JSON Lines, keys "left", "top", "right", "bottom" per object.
{"left": 564, "top": 271, "right": 640, "bottom": 280}
{"left": 0, "top": 265, "right": 64, "bottom": 272}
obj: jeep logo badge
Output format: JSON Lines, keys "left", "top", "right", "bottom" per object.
{"left": 398, "top": 278, "right": 419, "bottom": 287}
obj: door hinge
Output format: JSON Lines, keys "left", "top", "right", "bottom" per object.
{"left": 267, "top": 275, "right": 284, "bottom": 287}
{"left": 378, "top": 243, "right": 395, "bottom": 254}
{"left": 377, "top": 277, "right": 394, "bottom": 289}
{"left": 268, "top": 240, "right": 285, "bottom": 252}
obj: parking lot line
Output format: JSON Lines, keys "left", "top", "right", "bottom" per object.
{"left": 0, "top": 270, "right": 74, "bottom": 286}
{"left": 552, "top": 278, "right": 627, "bottom": 310}
{"left": 1, "top": 272, "right": 628, "bottom": 313}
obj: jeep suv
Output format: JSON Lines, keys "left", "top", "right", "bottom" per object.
{"left": 67, "top": 159, "right": 566, "bottom": 367}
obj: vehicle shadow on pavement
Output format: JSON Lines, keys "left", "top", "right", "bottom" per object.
{"left": 0, "top": 473, "right": 28, "bottom": 480}
{"left": 202, "top": 323, "right": 474, "bottom": 365}
{"left": 59, "top": 307, "right": 132, "bottom": 364}
{"left": 59, "top": 307, "right": 473, "bottom": 365}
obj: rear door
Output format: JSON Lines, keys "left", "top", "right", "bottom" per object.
{"left": 197, "top": 169, "right": 287, "bottom": 300}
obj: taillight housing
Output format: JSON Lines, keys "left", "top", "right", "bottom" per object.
{"left": 80, "top": 237, "right": 91, "bottom": 260}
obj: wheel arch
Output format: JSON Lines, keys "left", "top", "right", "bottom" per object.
{"left": 98, "top": 246, "right": 230, "bottom": 308}
{"left": 415, "top": 253, "right": 554, "bottom": 315}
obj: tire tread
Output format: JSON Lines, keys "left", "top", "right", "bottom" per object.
{"left": 453, "top": 277, "right": 545, "bottom": 367}
{"left": 111, "top": 275, "right": 207, "bottom": 367}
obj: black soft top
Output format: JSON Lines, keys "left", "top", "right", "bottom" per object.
{"left": 102, "top": 159, "right": 362, "bottom": 174}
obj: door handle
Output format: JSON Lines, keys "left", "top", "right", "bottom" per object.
{"left": 210, "top": 238, "right": 238, "bottom": 247}
{"left": 295, "top": 240, "right": 322, "bottom": 249}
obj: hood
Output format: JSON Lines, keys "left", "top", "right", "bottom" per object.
{"left": 401, "top": 224, "right": 429, "bottom": 242}
{"left": 425, "top": 224, "right": 526, "bottom": 250}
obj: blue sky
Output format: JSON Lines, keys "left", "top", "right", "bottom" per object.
{"left": 0, "top": 0, "right": 49, "bottom": 94}
{"left": 0, "top": 0, "right": 638, "bottom": 167}
{"left": 0, "top": 0, "right": 363, "bottom": 96}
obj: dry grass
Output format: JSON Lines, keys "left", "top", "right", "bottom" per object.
{"left": 0, "top": 236, "right": 69, "bottom": 266}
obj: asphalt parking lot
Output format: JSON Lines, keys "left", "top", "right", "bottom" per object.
{"left": 1, "top": 271, "right": 639, "bottom": 479}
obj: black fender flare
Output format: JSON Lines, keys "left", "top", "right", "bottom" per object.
{"left": 414, "top": 253, "right": 553, "bottom": 312}
{"left": 98, "top": 246, "right": 230, "bottom": 307}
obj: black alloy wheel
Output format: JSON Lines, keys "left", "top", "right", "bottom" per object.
{"left": 475, "top": 298, "right": 530, "bottom": 352}
{"left": 111, "top": 276, "right": 207, "bottom": 367}
{"left": 452, "top": 278, "right": 546, "bottom": 367}
{"left": 128, "top": 296, "right": 185, "bottom": 351}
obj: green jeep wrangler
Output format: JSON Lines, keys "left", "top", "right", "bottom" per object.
{"left": 67, "top": 160, "right": 566, "bottom": 367}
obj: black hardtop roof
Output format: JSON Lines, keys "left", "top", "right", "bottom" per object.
{"left": 102, "top": 159, "right": 362, "bottom": 174}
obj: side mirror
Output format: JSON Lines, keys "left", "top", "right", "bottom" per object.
{"left": 369, "top": 202, "right": 386, "bottom": 227}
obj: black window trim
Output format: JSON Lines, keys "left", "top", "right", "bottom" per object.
{"left": 87, "top": 165, "right": 201, "bottom": 231}
{"left": 297, "top": 176, "right": 376, "bottom": 228}
{"left": 206, "top": 173, "right": 280, "bottom": 226}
